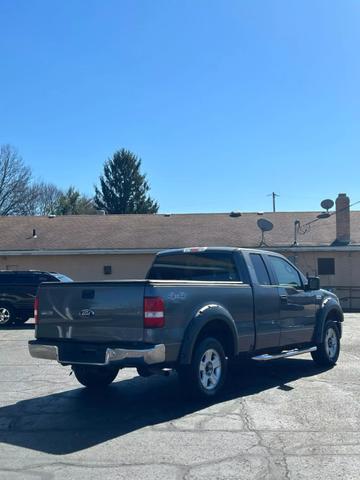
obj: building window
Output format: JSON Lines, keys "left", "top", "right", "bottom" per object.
{"left": 103, "top": 265, "right": 112, "bottom": 275}
{"left": 317, "top": 258, "right": 335, "bottom": 275}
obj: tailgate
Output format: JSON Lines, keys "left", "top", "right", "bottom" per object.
{"left": 36, "top": 281, "right": 146, "bottom": 343}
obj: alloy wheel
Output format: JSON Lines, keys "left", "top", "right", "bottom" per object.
{"left": 199, "top": 348, "right": 222, "bottom": 390}
{"left": 0, "top": 308, "right": 11, "bottom": 325}
{"left": 325, "top": 327, "right": 338, "bottom": 359}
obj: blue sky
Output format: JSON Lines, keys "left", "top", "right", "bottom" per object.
{"left": 0, "top": 0, "right": 359, "bottom": 213}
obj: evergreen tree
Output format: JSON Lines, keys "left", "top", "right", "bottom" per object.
{"left": 94, "top": 149, "right": 159, "bottom": 214}
{"left": 55, "top": 187, "right": 95, "bottom": 215}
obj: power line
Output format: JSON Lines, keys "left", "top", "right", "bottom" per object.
{"left": 298, "top": 199, "right": 360, "bottom": 236}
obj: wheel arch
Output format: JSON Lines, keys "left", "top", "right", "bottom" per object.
{"left": 178, "top": 305, "right": 238, "bottom": 365}
{"left": 0, "top": 301, "right": 16, "bottom": 310}
{"left": 314, "top": 301, "right": 344, "bottom": 343}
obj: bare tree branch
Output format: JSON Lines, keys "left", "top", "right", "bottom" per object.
{"left": 0, "top": 144, "right": 95, "bottom": 216}
{"left": 24, "top": 182, "right": 63, "bottom": 216}
{"left": 0, "top": 145, "right": 32, "bottom": 215}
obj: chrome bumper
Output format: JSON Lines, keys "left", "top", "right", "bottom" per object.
{"left": 28, "top": 342, "right": 166, "bottom": 366}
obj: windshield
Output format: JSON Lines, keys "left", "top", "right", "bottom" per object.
{"left": 50, "top": 273, "right": 73, "bottom": 282}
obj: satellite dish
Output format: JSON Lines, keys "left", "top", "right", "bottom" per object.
{"left": 257, "top": 218, "right": 274, "bottom": 247}
{"left": 257, "top": 218, "right": 274, "bottom": 232}
{"left": 320, "top": 199, "right": 334, "bottom": 212}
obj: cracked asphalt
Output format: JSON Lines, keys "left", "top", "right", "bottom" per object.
{"left": 0, "top": 314, "right": 359, "bottom": 480}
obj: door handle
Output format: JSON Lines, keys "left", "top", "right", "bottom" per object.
{"left": 280, "top": 295, "right": 288, "bottom": 304}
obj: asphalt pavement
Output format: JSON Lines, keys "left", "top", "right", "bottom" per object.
{"left": 0, "top": 314, "right": 359, "bottom": 479}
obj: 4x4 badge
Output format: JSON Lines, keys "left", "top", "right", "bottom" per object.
{"left": 79, "top": 309, "right": 95, "bottom": 318}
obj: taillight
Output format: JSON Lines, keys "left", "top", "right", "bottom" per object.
{"left": 34, "top": 296, "right": 39, "bottom": 324}
{"left": 144, "top": 297, "right": 165, "bottom": 328}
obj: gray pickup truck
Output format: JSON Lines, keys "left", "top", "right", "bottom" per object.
{"left": 29, "top": 247, "right": 343, "bottom": 398}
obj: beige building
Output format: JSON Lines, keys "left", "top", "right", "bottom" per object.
{"left": 0, "top": 193, "right": 359, "bottom": 309}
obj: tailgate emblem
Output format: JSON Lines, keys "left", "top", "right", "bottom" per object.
{"left": 79, "top": 309, "right": 95, "bottom": 318}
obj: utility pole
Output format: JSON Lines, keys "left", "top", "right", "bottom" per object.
{"left": 267, "top": 192, "right": 280, "bottom": 212}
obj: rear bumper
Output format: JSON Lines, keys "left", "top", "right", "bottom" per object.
{"left": 28, "top": 340, "right": 166, "bottom": 367}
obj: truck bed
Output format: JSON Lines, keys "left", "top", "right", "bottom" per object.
{"left": 35, "top": 278, "right": 255, "bottom": 364}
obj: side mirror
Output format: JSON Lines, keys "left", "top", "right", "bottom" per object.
{"left": 306, "top": 276, "right": 320, "bottom": 291}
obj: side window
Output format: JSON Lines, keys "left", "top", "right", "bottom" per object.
{"left": 268, "top": 256, "right": 302, "bottom": 288}
{"left": 0, "top": 274, "right": 12, "bottom": 284}
{"left": 20, "top": 274, "right": 40, "bottom": 285}
{"left": 14, "top": 275, "right": 32, "bottom": 284}
{"left": 38, "top": 275, "right": 51, "bottom": 283}
{"left": 250, "top": 254, "right": 271, "bottom": 285}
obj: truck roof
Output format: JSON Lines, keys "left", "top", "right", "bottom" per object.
{"left": 0, "top": 270, "right": 61, "bottom": 275}
{"left": 156, "top": 246, "right": 281, "bottom": 256}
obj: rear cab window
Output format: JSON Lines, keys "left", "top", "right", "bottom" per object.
{"left": 147, "top": 251, "right": 242, "bottom": 282}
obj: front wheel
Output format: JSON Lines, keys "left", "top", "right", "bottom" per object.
{"left": 72, "top": 365, "right": 119, "bottom": 389}
{"left": 311, "top": 321, "right": 340, "bottom": 367}
{"left": 178, "top": 337, "right": 227, "bottom": 398}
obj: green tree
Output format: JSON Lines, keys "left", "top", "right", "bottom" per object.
{"left": 55, "top": 187, "right": 95, "bottom": 215}
{"left": 94, "top": 149, "right": 159, "bottom": 214}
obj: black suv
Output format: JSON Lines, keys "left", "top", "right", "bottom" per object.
{"left": 0, "top": 271, "right": 72, "bottom": 328}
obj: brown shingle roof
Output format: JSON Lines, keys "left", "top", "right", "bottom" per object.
{"left": 0, "top": 211, "right": 359, "bottom": 252}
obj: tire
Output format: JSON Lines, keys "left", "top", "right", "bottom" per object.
{"left": 0, "top": 304, "right": 16, "bottom": 328}
{"left": 15, "top": 314, "right": 30, "bottom": 325}
{"left": 178, "top": 337, "right": 227, "bottom": 399}
{"left": 72, "top": 365, "right": 119, "bottom": 389}
{"left": 311, "top": 320, "right": 340, "bottom": 367}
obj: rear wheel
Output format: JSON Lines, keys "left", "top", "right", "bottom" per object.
{"left": 72, "top": 365, "right": 119, "bottom": 389}
{"left": 0, "top": 305, "right": 15, "bottom": 328}
{"left": 178, "top": 337, "right": 227, "bottom": 398}
{"left": 311, "top": 320, "right": 340, "bottom": 367}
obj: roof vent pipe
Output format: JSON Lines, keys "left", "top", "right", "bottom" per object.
{"left": 293, "top": 220, "right": 300, "bottom": 246}
{"left": 229, "top": 211, "right": 242, "bottom": 217}
{"left": 32, "top": 229, "right": 37, "bottom": 238}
